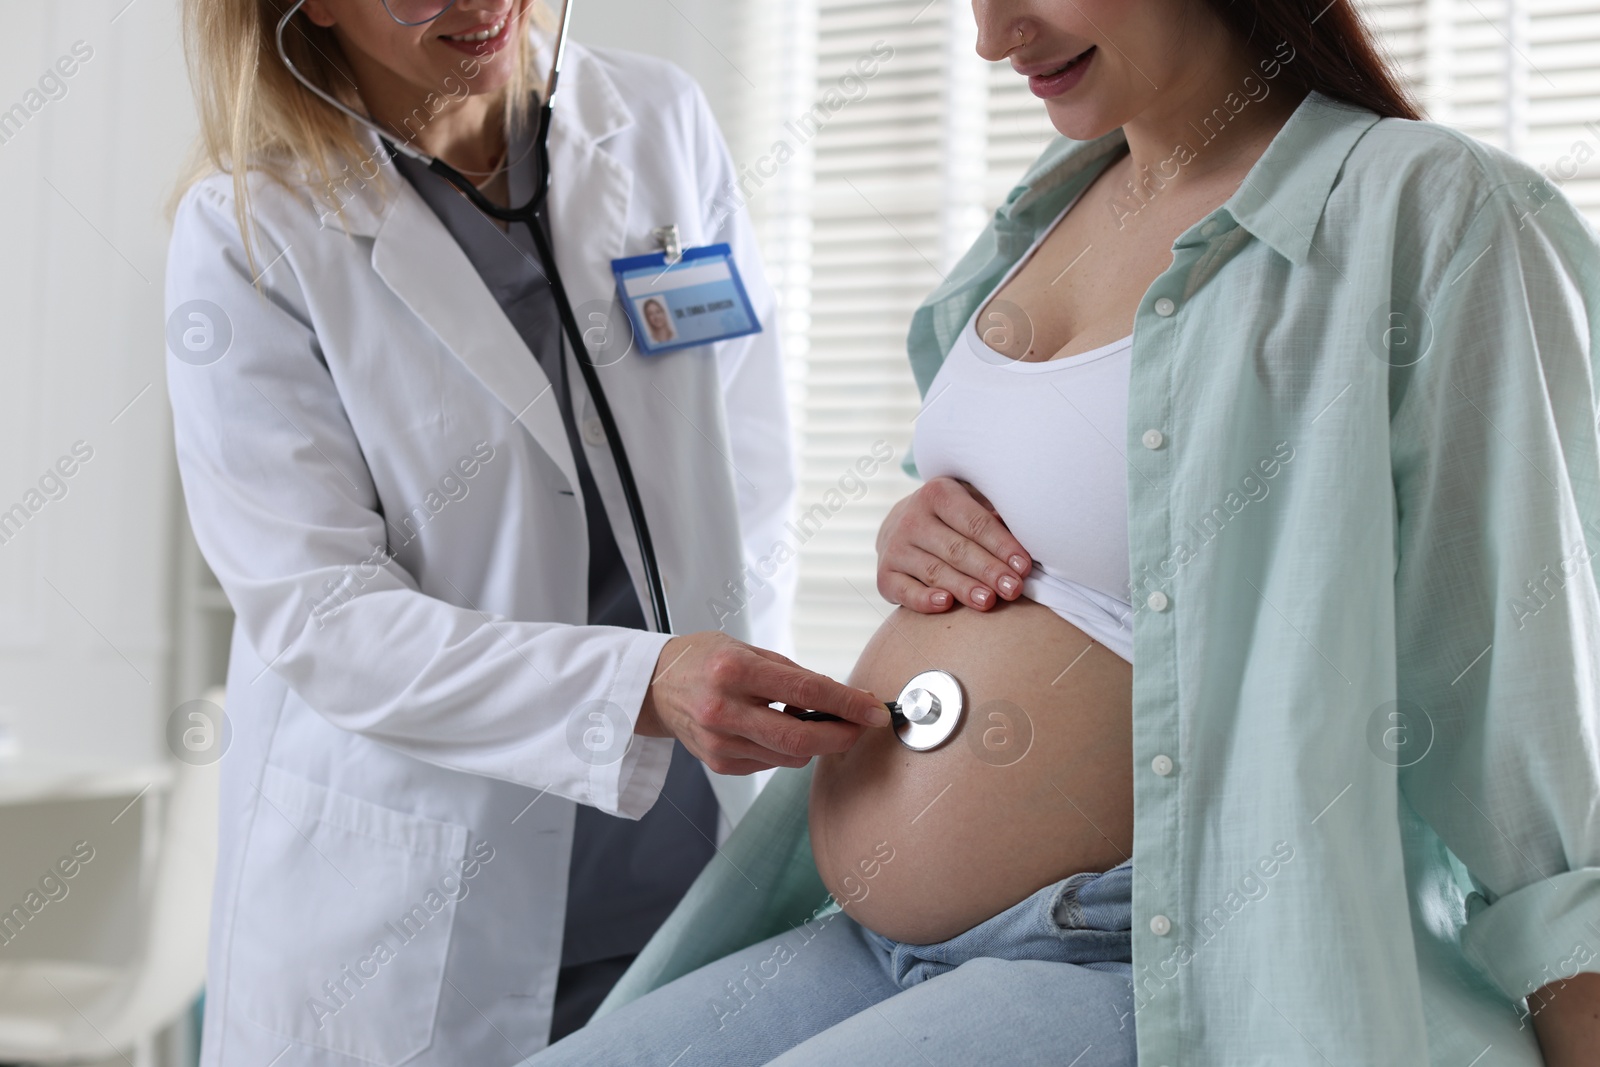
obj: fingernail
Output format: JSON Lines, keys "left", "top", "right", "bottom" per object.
{"left": 997, "top": 575, "right": 1019, "bottom": 596}
{"left": 973, "top": 587, "right": 992, "bottom": 606}
{"left": 1009, "top": 554, "right": 1028, "bottom": 573}
{"left": 931, "top": 590, "right": 951, "bottom": 607}
{"left": 872, "top": 704, "right": 893, "bottom": 727}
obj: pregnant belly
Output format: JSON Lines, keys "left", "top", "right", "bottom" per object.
{"left": 808, "top": 596, "right": 1133, "bottom": 944}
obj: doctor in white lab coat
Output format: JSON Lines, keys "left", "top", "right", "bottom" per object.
{"left": 164, "top": 1, "right": 888, "bottom": 1063}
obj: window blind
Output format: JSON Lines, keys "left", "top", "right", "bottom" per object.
{"left": 1366, "top": 0, "right": 1600, "bottom": 216}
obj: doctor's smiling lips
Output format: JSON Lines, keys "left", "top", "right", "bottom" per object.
{"left": 434, "top": 4, "right": 522, "bottom": 59}
{"left": 641, "top": 297, "right": 675, "bottom": 344}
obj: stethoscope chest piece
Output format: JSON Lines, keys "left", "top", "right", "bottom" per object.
{"left": 891, "top": 669, "right": 964, "bottom": 751}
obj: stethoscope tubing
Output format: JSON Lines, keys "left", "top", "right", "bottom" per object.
{"left": 274, "top": 0, "right": 674, "bottom": 636}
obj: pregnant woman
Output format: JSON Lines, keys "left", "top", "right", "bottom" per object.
{"left": 528, "top": 0, "right": 1600, "bottom": 1063}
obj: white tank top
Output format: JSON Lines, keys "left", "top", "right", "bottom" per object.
{"left": 910, "top": 188, "right": 1135, "bottom": 662}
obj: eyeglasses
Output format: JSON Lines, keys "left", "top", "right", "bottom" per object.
{"left": 381, "top": 0, "right": 457, "bottom": 26}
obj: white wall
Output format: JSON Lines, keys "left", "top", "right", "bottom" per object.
{"left": 572, "top": 0, "right": 749, "bottom": 147}
{"left": 0, "top": 0, "right": 192, "bottom": 771}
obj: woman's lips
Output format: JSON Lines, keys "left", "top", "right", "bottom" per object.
{"left": 1027, "top": 46, "right": 1097, "bottom": 99}
{"left": 438, "top": 15, "right": 514, "bottom": 56}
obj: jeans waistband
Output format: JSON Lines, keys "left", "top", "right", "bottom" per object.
{"left": 1052, "top": 860, "right": 1133, "bottom": 931}
{"left": 862, "top": 861, "right": 1134, "bottom": 990}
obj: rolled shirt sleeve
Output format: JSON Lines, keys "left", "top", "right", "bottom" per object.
{"left": 1389, "top": 174, "right": 1600, "bottom": 1003}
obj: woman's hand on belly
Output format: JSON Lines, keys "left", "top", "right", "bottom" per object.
{"left": 877, "top": 478, "right": 1034, "bottom": 614}
{"left": 809, "top": 597, "right": 1133, "bottom": 944}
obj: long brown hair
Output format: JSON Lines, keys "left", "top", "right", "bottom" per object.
{"left": 1202, "top": 0, "right": 1425, "bottom": 120}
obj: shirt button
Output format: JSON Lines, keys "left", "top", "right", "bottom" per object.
{"left": 1200, "top": 220, "right": 1218, "bottom": 237}
{"left": 1154, "top": 296, "right": 1176, "bottom": 317}
{"left": 1150, "top": 914, "right": 1172, "bottom": 936}
{"left": 1141, "top": 428, "right": 1165, "bottom": 450}
{"left": 1147, "top": 591, "right": 1169, "bottom": 612}
{"left": 582, "top": 416, "right": 607, "bottom": 446}
{"left": 1151, "top": 754, "right": 1174, "bottom": 777}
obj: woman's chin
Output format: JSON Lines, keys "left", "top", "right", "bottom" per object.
{"left": 424, "top": 33, "right": 521, "bottom": 96}
{"left": 1043, "top": 101, "right": 1123, "bottom": 144}
{"left": 448, "top": 62, "right": 517, "bottom": 97}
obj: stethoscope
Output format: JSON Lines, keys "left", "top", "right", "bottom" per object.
{"left": 275, "top": 0, "right": 673, "bottom": 635}
{"left": 276, "top": 3, "right": 965, "bottom": 751}
{"left": 788, "top": 669, "right": 966, "bottom": 751}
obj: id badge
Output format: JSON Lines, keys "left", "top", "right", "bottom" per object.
{"left": 610, "top": 243, "right": 762, "bottom": 355}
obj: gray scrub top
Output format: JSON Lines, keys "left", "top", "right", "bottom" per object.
{"left": 393, "top": 120, "right": 719, "bottom": 968}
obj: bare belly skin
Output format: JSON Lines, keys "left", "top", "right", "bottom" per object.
{"left": 808, "top": 597, "right": 1133, "bottom": 944}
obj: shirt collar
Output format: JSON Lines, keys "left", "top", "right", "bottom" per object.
{"left": 902, "top": 89, "right": 1386, "bottom": 400}
{"left": 993, "top": 88, "right": 1383, "bottom": 268}
{"left": 1224, "top": 89, "right": 1383, "bottom": 265}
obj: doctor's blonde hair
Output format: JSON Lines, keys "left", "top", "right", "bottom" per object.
{"left": 173, "top": 0, "right": 547, "bottom": 274}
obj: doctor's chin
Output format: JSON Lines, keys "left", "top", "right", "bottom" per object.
{"left": 4, "top": 1, "right": 1600, "bottom": 1066}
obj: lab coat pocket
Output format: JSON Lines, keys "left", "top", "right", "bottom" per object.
{"left": 233, "top": 765, "right": 470, "bottom": 1065}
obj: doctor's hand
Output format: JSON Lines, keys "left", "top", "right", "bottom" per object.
{"left": 636, "top": 633, "right": 891, "bottom": 775}
{"left": 876, "top": 477, "right": 1032, "bottom": 613}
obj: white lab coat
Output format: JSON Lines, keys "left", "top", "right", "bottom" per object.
{"left": 165, "top": 40, "right": 797, "bottom": 1067}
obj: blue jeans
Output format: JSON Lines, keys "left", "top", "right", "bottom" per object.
{"left": 525, "top": 861, "right": 1136, "bottom": 1066}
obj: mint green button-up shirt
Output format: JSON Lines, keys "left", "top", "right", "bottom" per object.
{"left": 591, "top": 89, "right": 1600, "bottom": 1066}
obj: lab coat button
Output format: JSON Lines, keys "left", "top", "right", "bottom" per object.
{"left": 1151, "top": 754, "right": 1174, "bottom": 777}
{"left": 1147, "top": 591, "right": 1169, "bottom": 612}
{"left": 1200, "top": 220, "right": 1218, "bottom": 237}
{"left": 1150, "top": 914, "right": 1172, "bottom": 936}
{"left": 582, "top": 416, "right": 606, "bottom": 446}
{"left": 1154, "top": 297, "right": 1176, "bottom": 317}
{"left": 1142, "top": 429, "right": 1165, "bottom": 450}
